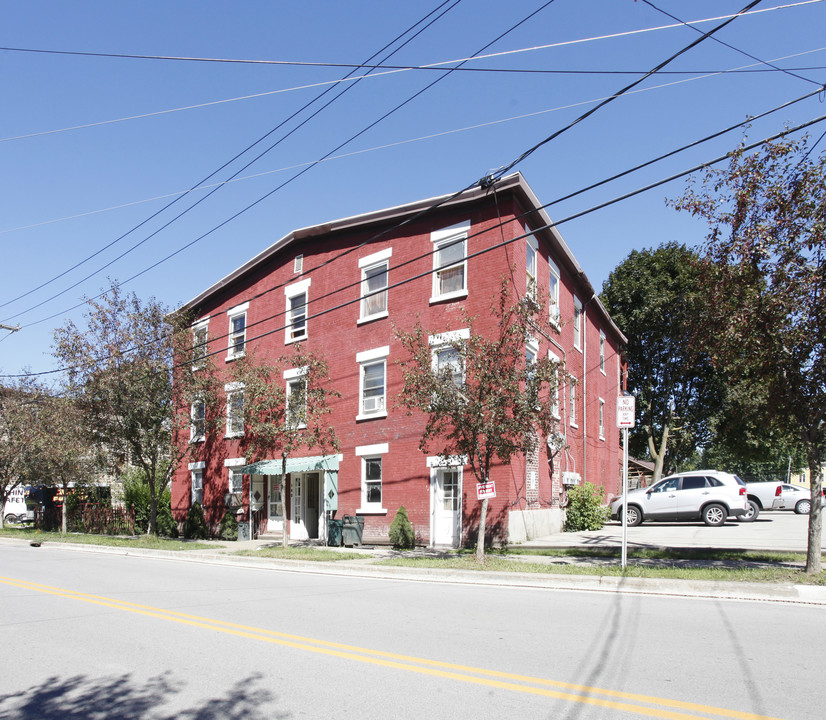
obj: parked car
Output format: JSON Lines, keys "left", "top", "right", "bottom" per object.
{"left": 610, "top": 470, "right": 749, "bottom": 527}
{"left": 742, "top": 481, "right": 823, "bottom": 520}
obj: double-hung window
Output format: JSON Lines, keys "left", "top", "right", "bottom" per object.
{"left": 227, "top": 303, "right": 249, "bottom": 360}
{"left": 526, "top": 231, "right": 538, "bottom": 302}
{"left": 569, "top": 379, "right": 578, "bottom": 427}
{"left": 190, "top": 399, "right": 206, "bottom": 442}
{"left": 428, "top": 329, "right": 468, "bottom": 392}
{"left": 192, "top": 318, "right": 209, "bottom": 366}
{"left": 189, "top": 462, "right": 204, "bottom": 506}
{"left": 284, "top": 366, "right": 308, "bottom": 428}
{"left": 430, "top": 221, "right": 469, "bottom": 302}
{"left": 356, "top": 443, "right": 388, "bottom": 513}
{"left": 598, "top": 398, "right": 605, "bottom": 439}
{"left": 284, "top": 278, "right": 311, "bottom": 344}
{"left": 225, "top": 458, "right": 245, "bottom": 506}
{"left": 359, "top": 248, "right": 391, "bottom": 323}
{"left": 356, "top": 346, "right": 389, "bottom": 420}
{"left": 549, "top": 258, "right": 561, "bottom": 326}
{"left": 225, "top": 382, "right": 245, "bottom": 437}
{"left": 599, "top": 331, "right": 606, "bottom": 374}
{"left": 548, "top": 351, "right": 561, "bottom": 419}
{"left": 573, "top": 296, "right": 583, "bottom": 351}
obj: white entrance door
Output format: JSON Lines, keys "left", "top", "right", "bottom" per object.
{"left": 432, "top": 467, "right": 461, "bottom": 547}
{"left": 289, "top": 473, "right": 322, "bottom": 541}
{"left": 267, "top": 477, "right": 284, "bottom": 534}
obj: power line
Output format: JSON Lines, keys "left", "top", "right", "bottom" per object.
{"left": 1, "top": 0, "right": 820, "bottom": 70}
{"left": 4, "top": 47, "right": 823, "bottom": 241}
{"left": 8, "top": 109, "right": 824, "bottom": 381}
{"left": 488, "top": 0, "right": 766, "bottom": 183}
{"left": 0, "top": 0, "right": 466, "bottom": 316}
{"left": 2, "top": 0, "right": 556, "bottom": 325}
{"left": 641, "top": 0, "right": 823, "bottom": 87}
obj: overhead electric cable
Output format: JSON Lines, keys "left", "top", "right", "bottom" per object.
{"left": 2, "top": 0, "right": 556, "bottom": 324}
{"left": 488, "top": 0, "right": 765, "bottom": 183}
{"left": 4, "top": 2, "right": 822, "bottom": 146}
{"left": 9, "top": 94, "right": 823, "bottom": 380}
{"left": 1, "top": 0, "right": 820, "bottom": 71}
{"left": 10, "top": 111, "right": 824, "bottom": 381}
{"left": 0, "top": 0, "right": 465, "bottom": 315}
{"left": 4, "top": 47, "right": 823, "bottom": 240}
{"left": 641, "top": 0, "right": 823, "bottom": 87}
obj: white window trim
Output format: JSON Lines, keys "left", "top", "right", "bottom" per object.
{"left": 284, "top": 278, "right": 311, "bottom": 345}
{"left": 549, "top": 351, "right": 561, "bottom": 420}
{"left": 358, "top": 248, "right": 392, "bottom": 324}
{"left": 548, "top": 257, "right": 561, "bottom": 328}
{"left": 430, "top": 221, "right": 469, "bottom": 304}
{"left": 225, "top": 382, "right": 245, "bottom": 438}
{"left": 569, "top": 379, "right": 578, "bottom": 428}
{"left": 188, "top": 462, "right": 204, "bottom": 506}
{"left": 426, "top": 455, "right": 468, "bottom": 468}
{"left": 285, "top": 372, "right": 308, "bottom": 429}
{"left": 573, "top": 296, "right": 583, "bottom": 352}
{"left": 526, "top": 231, "right": 538, "bottom": 300}
{"left": 356, "top": 347, "right": 389, "bottom": 421}
{"left": 599, "top": 330, "right": 606, "bottom": 374}
{"left": 190, "top": 398, "right": 206, "bottom": 443}
{"left": 427, "top": 328, "right": 470, "bottom": 346}
{"left": 598, "top": 398, "right": 606, "bottom": 440}
{"left": 224, "top": 458, "right": 246, "bottom": 467}
{"left": 226, "top": 302, "right": 249, "bottom": 361}
{"left": 192, "top": 317, "right": 210, "bottom": 368}
{"left": 356, "top": 443, "right": 388, "bottom": 514}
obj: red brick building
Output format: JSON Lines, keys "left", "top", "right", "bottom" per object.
{"left": 171, "top": 173, "right": 626, "bottom": 546}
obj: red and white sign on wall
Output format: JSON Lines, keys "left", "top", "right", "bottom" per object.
{"left": 617, "top": 395, "right": 636, "bottom": 428}
{"left": 476, "top": 482, "right": 496, "bottom": 500}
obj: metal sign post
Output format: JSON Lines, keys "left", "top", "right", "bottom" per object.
{"left": 617, "top": 396, "right": 635, "bottom": 570}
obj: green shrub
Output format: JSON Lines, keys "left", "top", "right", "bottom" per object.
{"left": 122, "top": 469, "right": 174, "bottom": 535}
{"left": 184, "top": 501, "right": 209, "bottom": 540}
{"left": 219, "top": 510, "right": 238, "bottom": 541}
{"left": 389, "top": 506, "right": 415, "bottom": 549}
{"left": 156, "top": 502, "right": 179, "bottom": 538}
{"left": 564, "top": 482, "right": 609, "bottom": 532}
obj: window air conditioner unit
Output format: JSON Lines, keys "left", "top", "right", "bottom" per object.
{"left": 363, "top": 396, "right": 384, "bottom": 413}
{"left": 562, "top": 472, "right": 581, "bottom": 486}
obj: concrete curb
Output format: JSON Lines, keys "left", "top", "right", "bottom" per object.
{"left": 6, "top": 537, "right": 826, "bottom": 606}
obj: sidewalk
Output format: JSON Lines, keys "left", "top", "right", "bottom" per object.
{"left": 4, "top": 512, "right": 825, "bottom": 606}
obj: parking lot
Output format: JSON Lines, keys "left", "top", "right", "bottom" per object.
{"left": 521, "top": 510, "right": 824, "bottom": 553}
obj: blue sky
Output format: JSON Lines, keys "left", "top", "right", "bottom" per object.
{"left": 2, "top": 0, "right": 825, "bottom": 377}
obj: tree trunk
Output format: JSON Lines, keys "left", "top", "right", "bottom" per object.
{"left": 61, "top": 489, "right": 68, "bottom": 534}
{"left": 147, "top": 487, "right": 158, "bottom": 537}
{"left": 281, "top": 454, "right": 289, "bottom": 548}
{"left": 475, "top": 497, "right": 488, "bottom": 561}
{"left": 805, "top": 449, "right": 823, "bottom": 574}
{"left": 647, "top": 423, "right": 669, "bottom": 482}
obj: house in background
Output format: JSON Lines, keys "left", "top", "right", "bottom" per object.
{"left": 171, "top": 173, "right": 626, "bottom": 547}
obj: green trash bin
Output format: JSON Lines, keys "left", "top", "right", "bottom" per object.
{"left": 341, "top": 515, "right": 364, "bottom": 546}
{"left": 327, "top": 518, "right": 343, "bottom": 547}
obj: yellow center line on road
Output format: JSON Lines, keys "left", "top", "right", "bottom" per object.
{"left": 1, "top": 575, "right": 783, "bottom": 720}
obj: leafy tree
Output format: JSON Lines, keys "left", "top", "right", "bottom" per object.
{"left": 396, "top": 280, "right": 561, "bottom": 560}
{"left": 229, "top": 345, "right": 339, "bottom": 548}
{"left": 36, "top": 395, "right": 95, "bottom": 533}
{"left": 600, "top": 243, "right": 726, "bottom": 480}
{"left": 52, "top": 285, "right": 220, "bottom": 536}
{"left": 672, "top": 135, "right": 826, "bottom": 572}
{"left": 0, "top": 376, "right": 46, "bottom": 528}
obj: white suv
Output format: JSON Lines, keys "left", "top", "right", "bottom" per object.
{"left": 610, "top": 470, "right": 749, "bottom": 527}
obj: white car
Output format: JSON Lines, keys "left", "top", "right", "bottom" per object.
{"left": 743, "top": 482, "right": 823, "bottom": 520}
{"left": 610, "top": 470, "right": 749, "bottom": 527}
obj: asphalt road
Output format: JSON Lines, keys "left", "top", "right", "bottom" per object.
{"left": 0, "top": 541, "right": 823, "bottom": 720}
